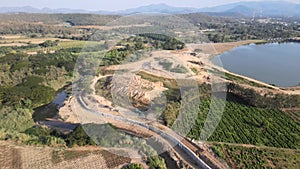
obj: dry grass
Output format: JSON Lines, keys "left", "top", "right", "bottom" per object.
{"left": 188, "top": 40, "right": 265, "bottom": 57}
{"left": 0, "top": 43, "right": 28, "bottom": 47}
{"left": 0, "top": 37, "right": 73, "bottom": 46}
{"left": 0, "top": 143, "right": 22, "bottom": 169}
{"left": 0, "top": 35, "right": 24, "bottom": 39}
{"left": 212, "top": 40, "right": 265, "bottom": 54}
{"left": 0, "top": 141, "right": 134, "bottom": 169}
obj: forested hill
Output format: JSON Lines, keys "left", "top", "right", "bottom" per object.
{"left": 0, "top": 14, "right": 120, "bottom": 26}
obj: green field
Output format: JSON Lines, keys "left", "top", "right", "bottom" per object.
{"left": 283, "top": 109, "right": 300, "bottom": 123}
{"left": 188, "top": 99, "right": 300, "bottom": 149}
{"left": 211, "top": 143, "right": 300, "bottom": 169}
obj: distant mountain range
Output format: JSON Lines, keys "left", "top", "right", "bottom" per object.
{"left": 198, "top": 1, "right": 300, "bottom": 17}
{"left": 1, "top": 1, "right": 300, "bottom": 17}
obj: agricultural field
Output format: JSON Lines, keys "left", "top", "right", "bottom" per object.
{"left": 188, "top": 99, "right": 300, "bottom": 149}
{"left": 52, "top": 149, "right": 131, "bottom": 168}
{"left": 282, "top": 109, "right": 300, "bottom": 123}
{"left": 0, "top": 141, "right": 132, "bottom": 169}
{"left": 211, "top": 143, "right": 300, "bottom": 169}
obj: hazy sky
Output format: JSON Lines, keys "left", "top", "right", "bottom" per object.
{"left": 0, "top": 0, "right": 299, "bottom": 11}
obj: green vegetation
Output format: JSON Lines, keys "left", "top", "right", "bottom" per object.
{"left": 0, "top": 13, "right": 299, "bottom": 43}
{"left": 0, "top": 77, "right": 56, "bottom": 108}
{"left": 0, "top": 13, "right": 118, "bottom": 37}
{"left": 24, "top": 126, "right": 66, "bottom": 145}
{"left": 80, "top": 124, "right": 157, "bottom": 155}
{"left": 0, "top": 75, "right": 56, "bottom": 131}
{"left": 136, "top": 71, "right": 212, "bottom": 126}
{"left": 0, "top": 125, "right": 65, "bottom": 146}
{"left": 0, "top": 12, "right": 299, "bottom": 168}
{"left": 158, "top": 58, "right": 189, "bottom": 74}
{"left": 283, "top": 109, "right": 300, "bottom": 123}
{"left": 170, "top": 65, "right": 189, "bottom": 73}
{"left": 95, "top": 77, "right": 113, "bottom": 101}
{"left": 158, "top": 59, "right": 173, "bottom": 70}
{"left": 190, "top": 67, "right": 199, "bottom": 74}
{"left": 227, "top": 83, "right": 300, "bottom": 109}
{"left": 188, "top": 99, "right": 300, "bottom": 149}
{"left": 139, "top": 33, "right": 185, "bottom": 50}
{"left": 64, "top": 123, "right": 167, "bottom": 168}
{"left": 147, "top": 156, "right": 167, "bottom": 169}
{"left": 64, "top": 125, "right": 96, "bottom": 147}
{"left": 39, "top": 40, "right": 59, "bottom": 48}
{"left": 211, "top": 144, "right": 300, "bottom": 169}
{"left": 209, "top": 69, "right": 269, "bottom": 88}
{"left": 0, "top": 42, "right": 82, "bottom": 145}
{"left": 137, "top": 72, "right": 299, "bottom": 149}
{"left": 0, "top": 107, "right": 34, "bottom": 132}
{"left": 181, "top": 14, "right": 300, "bottom": 42}
{"left": 101, "top": 34, "right": 186, "bottom": 66}
{"left": 162, "top": 101, "right": 181, "bottom": 126}
{"left": 122, "top": 163, "right": 144, "bottom": 169}
{"left": 102, "top": 48, "right": 132, "bottom": 66}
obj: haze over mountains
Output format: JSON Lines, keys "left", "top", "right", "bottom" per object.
{"left": 1, "top": 1, "right": 300, "bottom": 17}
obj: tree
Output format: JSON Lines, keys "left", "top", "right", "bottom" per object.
{"left": 135, "top": 38, "right": 144, "bottom": 50}
{"left": 122, "top": 163, "right": 144, "bottom": 169}
{"left": 147, "top": 156, "right": 167, "bottom": 169}
{"left": 0, "top": 106, "right": 34, "bottom": 132}
{"left": 65, "top": 125, "right": 96, "bottom": 147}
{"left": 39, "top": 40, "right": 59, "bottom": 48}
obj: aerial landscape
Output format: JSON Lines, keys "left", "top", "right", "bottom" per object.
{"left": 0, "top": 0, "right": 299, "bottom": 169}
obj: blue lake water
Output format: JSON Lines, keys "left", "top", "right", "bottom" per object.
{"left": 212, "top": 43, "right": 300, "bottom": 87}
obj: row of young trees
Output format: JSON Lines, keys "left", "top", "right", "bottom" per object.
{"left": 187, "top": 99, "right": 300, "bottom": 149}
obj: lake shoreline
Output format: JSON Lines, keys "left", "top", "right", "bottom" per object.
{"left": 210, "top": 41, "right": 300, "bottom": 91}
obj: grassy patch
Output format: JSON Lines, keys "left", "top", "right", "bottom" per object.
{"left": 190, "top": 67, "right": 199, "bottom": 74}
{"left": 211, "top": 143, "right": 300, "bottom": 169}
{"left": 95, "top": 76, "right": 113, "bottom": 101}
{"left": 189, "top": 99, "right": 300, "bottom": 149}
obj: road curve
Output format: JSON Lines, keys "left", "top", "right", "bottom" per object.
{"left": 77, "top": 94, "right": 212, "bottom": 169}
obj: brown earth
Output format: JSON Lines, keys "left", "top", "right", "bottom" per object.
{"left": 0, "top": 141, "right": 138, "bottom": 169}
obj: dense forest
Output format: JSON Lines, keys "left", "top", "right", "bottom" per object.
{"left": 0, "top": 14, "right": 118, "bottom": 37}
{"left": 181, "top": 13, "right": 300, "bottom": 42}
{"left": 0, "top": 44, "right": 80, "bottom": 144}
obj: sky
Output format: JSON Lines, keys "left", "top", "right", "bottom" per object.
{"left": 0, "top": 0, "right": 299, "bottom": 11}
